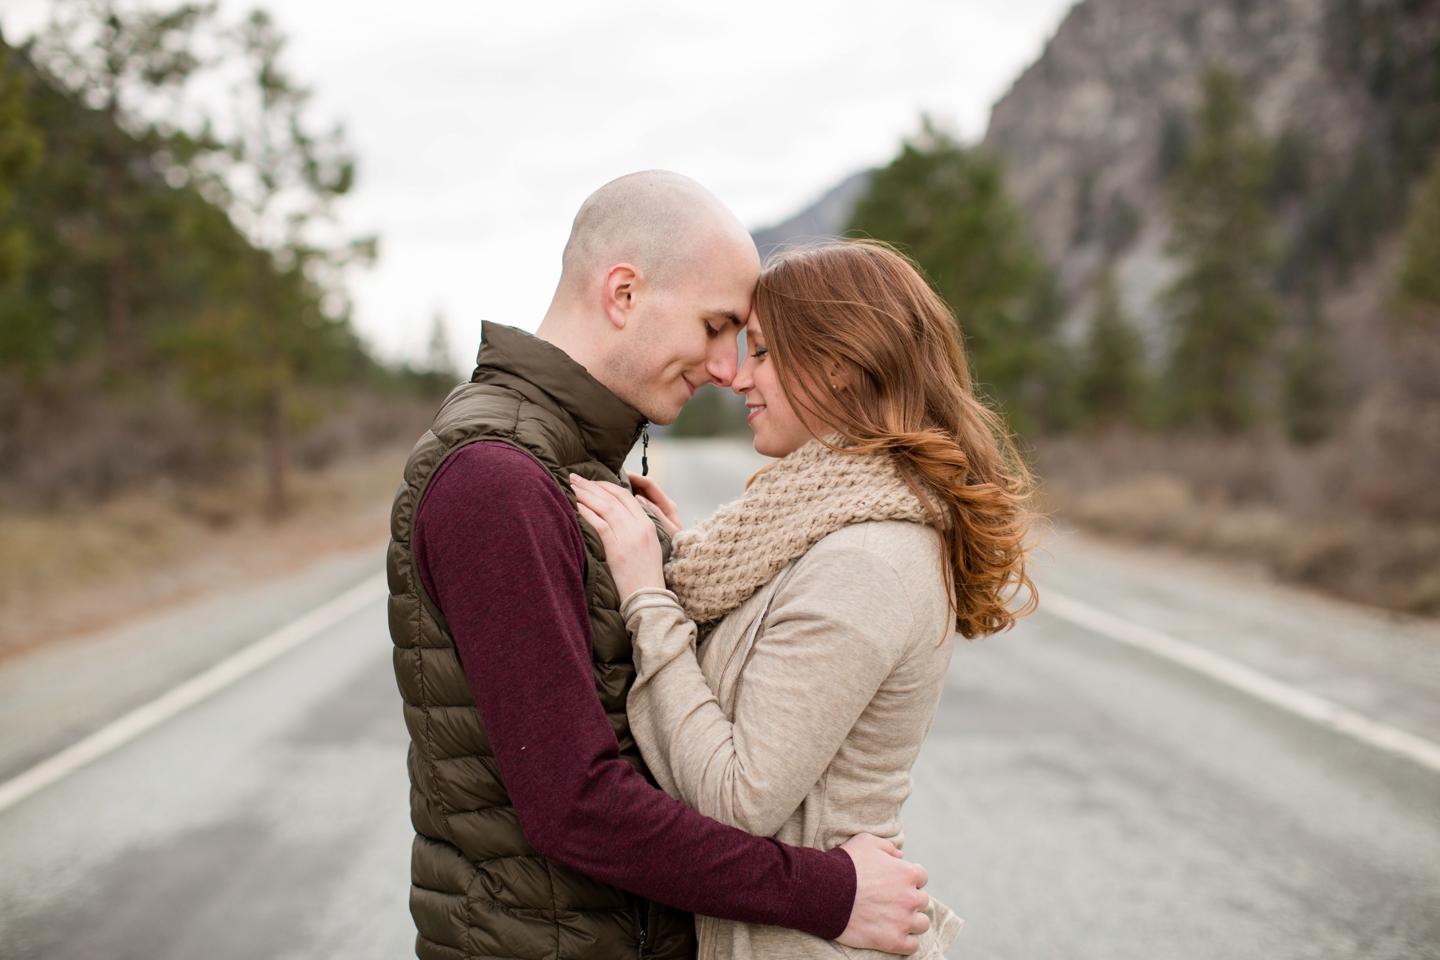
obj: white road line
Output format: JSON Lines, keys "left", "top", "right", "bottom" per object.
{"left": 0, "top": 572, "right": 390, "bottom": 815}
{"left": 1043, "top": 590, "right": 1440, "bottom": 776}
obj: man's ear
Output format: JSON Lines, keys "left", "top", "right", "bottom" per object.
{"left": 603, "top": 263, "right": 642, "bottom": 330}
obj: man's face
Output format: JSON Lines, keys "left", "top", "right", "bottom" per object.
{"left": 610, "top": 233, "right": 760, "bottom": 424}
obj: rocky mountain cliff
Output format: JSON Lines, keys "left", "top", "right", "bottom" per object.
{"left": 755, "top": 0, "right": 1436, "bottom": 370}
{"left": 987, "top": 0, "right": 1431, "bottom": 346}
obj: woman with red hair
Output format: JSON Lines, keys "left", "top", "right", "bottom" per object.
{"left": 574, "top": 240, "right": 1038, "bottom": 960}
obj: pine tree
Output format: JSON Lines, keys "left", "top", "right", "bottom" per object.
{"left": 0, "top": 39, "right": 40, "bottom": 286}
{"left": 32, "top": 0, "right": 217, "bottom": 373}
{"left": 1078, "top": 266, "right": 1147, "bottom": 428}
{"left": 425, "top": 311, "right": 455, "bottom": 377}
{"left": 0, "top": 39, "right": 43, "bottom": 377}
{"left": 1281, "top": 290, "right": 1343, "bottom": 444}
{"left": 1393, "top": 159, "right": 1440, "bottom": 326}
{"left": 207, "top": 8, "right": 374, "bottom": 515}
{"left": 847, "top": 119, "right": 1063, "bottom": 432}
{"left": 1163, "top": 67, "right": 1280, "bottom": 432}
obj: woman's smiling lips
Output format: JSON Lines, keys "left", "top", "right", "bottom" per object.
{"left": 746, "top": 404, "right": 765, "bottom": 423}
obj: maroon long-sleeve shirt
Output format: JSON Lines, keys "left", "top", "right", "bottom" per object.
{"left": 413, "top": 441, "right": 856, "bottom": 938}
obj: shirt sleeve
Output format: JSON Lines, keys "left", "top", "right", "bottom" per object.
{"left": 413, "top": 441, "right": 856, "bottom": 938}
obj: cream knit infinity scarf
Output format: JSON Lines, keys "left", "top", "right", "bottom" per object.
{"left": 664, "top": 439, "right": 932, "bottom": 624}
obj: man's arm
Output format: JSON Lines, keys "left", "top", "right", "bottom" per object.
{"left": 414, "top": 442, "right": 855, "bottom": 937}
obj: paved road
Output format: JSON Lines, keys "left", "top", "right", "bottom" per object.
{"left": 1, "top": 439, "right": 1437, "bottom": 959}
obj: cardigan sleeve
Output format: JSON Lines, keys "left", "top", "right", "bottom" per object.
{"left": 623, "top": 535, "right": 916, "bottom": 839}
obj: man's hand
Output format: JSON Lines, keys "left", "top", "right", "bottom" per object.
{"left": 837, "top": 833, "right": 931, "bottom": 956}
{"left": 627, "top": 472, "right": 683, "bottom": 536}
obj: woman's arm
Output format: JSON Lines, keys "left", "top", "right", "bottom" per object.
{"left": 625, "top": 538, "right": 914, "bottom": 838}
{"left": 571, "top": 474, "right": 917, "bottom": 838}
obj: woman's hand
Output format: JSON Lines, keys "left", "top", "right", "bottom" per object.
{"left": 627, "top": 472, "right": 683, "bottom": 536}
{"left": 571, "top": 475, "right": 667, "bottom": 600}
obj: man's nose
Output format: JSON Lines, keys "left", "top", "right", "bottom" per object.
{"left": 706, "top": 339, "right": 739, "bottom": 388}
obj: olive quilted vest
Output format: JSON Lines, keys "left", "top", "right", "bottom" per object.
{"left": 387, "top": 321, "right": 696, "bottom": 960}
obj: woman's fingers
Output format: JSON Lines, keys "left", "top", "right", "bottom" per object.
{"left": 594, "top": 479, "right": 652, "bottom": 523}
{"left": 572, "top": 476, "right": 623, "bottom": 519}
{"left": 571, "top": 479, "right": 611, "bottom": 519}
{"left": 571, "top": 475, "right": 667, "bottom": 597}
{"left": 573, "top": 484, "right": 625, "bottom": 540}
{"left": 628, "top": 473, "right": 681, "bottom": 521}
{"left": 573, "top": 475, "right": 653, "bottom": 525}
{"left": 630, "top": 478, "right": 682, "bottom": 535}
{"left": 572, "top": 477, "right": 651, "bottom": 542}
{"left": 574, "top": 501, "right": 610, "bottom": 538}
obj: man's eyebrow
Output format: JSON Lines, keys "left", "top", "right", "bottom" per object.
{"left": 706, "top": 309, "right": 743, "bottom": 327}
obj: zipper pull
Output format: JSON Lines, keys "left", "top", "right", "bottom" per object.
{"left": 633, "top": 900, "right": 649, "bottom": 960}
{"left": 641, "top": 425, "right": 650, "bottom": 477}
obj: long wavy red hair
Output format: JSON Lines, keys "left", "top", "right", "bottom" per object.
{"left": 754, "top": 240, "right": 1038, "bottom": 638}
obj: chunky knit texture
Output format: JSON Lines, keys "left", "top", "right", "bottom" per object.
{"left": 665, "top": 439, "right": 931, "bottom": 624}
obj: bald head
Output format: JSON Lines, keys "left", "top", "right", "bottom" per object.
{"left": 538, "top": 171, "right": 760, "bottom": 425}
{"left": 558, "top": 170, "right": 750, "bottom": 296}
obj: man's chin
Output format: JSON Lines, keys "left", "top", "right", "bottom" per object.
{"left": 644, "top": 403, "right": 683, "bottom": 427}
{"left": 631, "top": 380, "right": 702, "bottom": 426}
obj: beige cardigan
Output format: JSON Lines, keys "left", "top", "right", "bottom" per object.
{"left": 622, "top": 519, "right": 963, "bottom": 960}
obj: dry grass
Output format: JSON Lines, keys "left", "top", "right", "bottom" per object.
{"left": 1037, "top": 435, "right": 1440, "bottom": 616}
{"left": 0, "top": 445, "right": 408, "bottom": 660}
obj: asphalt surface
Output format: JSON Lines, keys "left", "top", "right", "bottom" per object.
{"left": 1, "top": 438, "right": 1437, "bottom": 959}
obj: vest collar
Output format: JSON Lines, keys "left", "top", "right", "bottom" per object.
{"left": 472, "top": 321, "right": 646, "bottom": 473}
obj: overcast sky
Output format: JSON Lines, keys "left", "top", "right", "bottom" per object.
{"left": 3, "top": 0, "right": 1076, "bottom": 370}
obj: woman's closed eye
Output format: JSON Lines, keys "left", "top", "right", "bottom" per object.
{"left": 751, "top": 345, "right": 768, "bottom": 359}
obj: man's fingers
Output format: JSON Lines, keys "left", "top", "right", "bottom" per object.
{"left": 911, "top": 863, "right": 929, "bottom": 889}
{"left": 895, "top": 935, "right": 921, "bottom": 956}
{"left": 908, "top": 907, "right": 931, "bottom": 936}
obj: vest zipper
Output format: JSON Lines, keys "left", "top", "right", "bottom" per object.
{"left": 633, "top": 897, "right": 649, "bottom": 959}
{"left": 641, "top": 424, "right": 650, "bottom": 477}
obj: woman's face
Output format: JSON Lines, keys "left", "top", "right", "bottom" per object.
{"left": 732, "top": 315, "right": 823, "bottom": 458}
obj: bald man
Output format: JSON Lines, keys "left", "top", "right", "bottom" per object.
{"left": 387, "top": 172, "right": 931, "bottom": 960}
